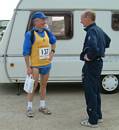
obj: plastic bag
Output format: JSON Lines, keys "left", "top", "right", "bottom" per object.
{"left": 24, "top": 75, "right": 34, "bottom": 93}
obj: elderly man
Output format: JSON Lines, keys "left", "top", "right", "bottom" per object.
{"left": 80, "top": 10, "right": 111, "bottom": 127}
{"left": 23, "top": 11, "right": 56, "bottom": 117}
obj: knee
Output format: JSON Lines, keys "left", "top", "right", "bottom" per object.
{"left": 40, "top": 82, "right": 47, "bottom": 89}
{"left": 34, "top": 80, "right": 39, "bottom": 85}
{"left": 41, "top": 84, "right": 46, "bottom": 89}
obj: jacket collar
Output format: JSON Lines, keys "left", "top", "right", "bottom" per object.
{"left": 84, "top": 23, "right": 96, "bottom": 31}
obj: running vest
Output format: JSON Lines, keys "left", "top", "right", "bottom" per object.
{"left": 30, "top": 31, "right": 51, "bottom": 66}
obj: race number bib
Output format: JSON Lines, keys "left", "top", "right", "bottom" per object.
{"left": 39, "top": 47, "right": 50, "bottom": 59}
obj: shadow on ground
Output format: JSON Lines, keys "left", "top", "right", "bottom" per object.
{"left": 0, "top": 83, "right": 84, "bottom": 95}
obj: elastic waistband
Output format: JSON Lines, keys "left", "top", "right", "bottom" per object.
{"left": 85, "top": 56, "right": 103, "bottom": 63}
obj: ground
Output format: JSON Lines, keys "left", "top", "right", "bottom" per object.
{"left": 0, "top": 83, "right": 119, "bottom": 130}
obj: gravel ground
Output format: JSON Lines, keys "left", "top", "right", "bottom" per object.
{"left": 0, "top": 83, "right": 119, "bottom": 130}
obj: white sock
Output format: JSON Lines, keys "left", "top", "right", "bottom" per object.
{"left": 39, "top": 100, "right": 46, "bottom": 108}
{"left": 27, "top": 101, "right": 32, "bottom": 110}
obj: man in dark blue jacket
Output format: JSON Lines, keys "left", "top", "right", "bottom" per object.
{"left": 80, "top": 10, "right": 111, "bottom": 128}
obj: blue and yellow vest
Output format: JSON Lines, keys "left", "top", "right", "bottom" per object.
{"left": 30, "top": 31, "right": 51, "bottom": 66}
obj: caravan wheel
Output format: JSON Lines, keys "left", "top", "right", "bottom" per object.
{"left": 101, "top": 75, "right": 119, "bottom": 94}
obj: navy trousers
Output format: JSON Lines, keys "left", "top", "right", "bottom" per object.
{"left": 82, "top": 59, "right": 103, "bottom": 124}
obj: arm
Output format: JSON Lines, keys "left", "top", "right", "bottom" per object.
{"left": 49, "top": 40, "right": 56, "bottom": 61}
{"left": 51, "top": 44, "right": 56, "bottom": 53}
{"left": 44, "top": 29, "right": 57, "bottom": 61}
{"left": 23, "top": 31, "right": 32, "bottom": 75}
{"left": 85, "top": 30, "right": 99, "bottom": 61}
{"left": 24, "top": 55, "right": 30, "bottom": 68}
{"left": 24, "top": 56, "right": 32, "bottom": 75}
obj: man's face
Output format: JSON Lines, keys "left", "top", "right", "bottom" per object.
{"left": 80, "top": 14, "right": 90, "bottom": 27}
{"left": 33, "top": 18, "right": 47, "bottom": 28}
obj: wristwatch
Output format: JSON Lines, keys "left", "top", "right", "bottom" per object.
{"left": 51, "top": 49, "right": 55, "bottom": 53}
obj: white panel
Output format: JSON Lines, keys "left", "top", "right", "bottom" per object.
{"left": 7, "top": 57, "right": 26, "bottom": 78}
{"left": 50, "top": 56, "right": 83, "bottom": 77}
{"left": 6, "top": 56, "right": 83, "bottom": 79}
{"left": 7, "top": 11, "right": 30, "bottom": 55}
{"left": 55, "top": 11, "right": 85, "bottom": 55}
{"left": 95, "top": 11, "right": 118, "bottom": 54}
{"left": 18, "top": 0, "right": 119, "bottom": 10}
{"left": 0, "top": 57, "right": 10, "bottom": 83}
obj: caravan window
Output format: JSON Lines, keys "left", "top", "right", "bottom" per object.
{"left": 29, "top": 11, "right": 73, "bottom": 40}
{"left": 0, "top": 20, "right": 9, "bottom": 41}
{"left": 112, "top": 13, "right": 119, "bottom": 31}
{"left": 46, "top": 12, "right": 73, "bottom": 40}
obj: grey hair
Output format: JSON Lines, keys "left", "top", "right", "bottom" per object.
{"left": 83, "top": 10, "right": 96, "bottom": 21}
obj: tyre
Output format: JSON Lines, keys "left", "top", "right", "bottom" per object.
{"left": 101, "top": 75, "right": 119, "bottom": 94}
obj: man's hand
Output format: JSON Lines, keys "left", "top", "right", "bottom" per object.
{"left": 49, "top": 51, "right": 54, "bottom": 61}
{"left": 84, "top": 54, "right": 91, "bottom": 61}
{"left": 27, "top": 67, "right": 32, "bottom": 76}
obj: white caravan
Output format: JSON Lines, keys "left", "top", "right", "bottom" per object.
{"left": 0, "top": 0, "right": 119, "bottom": 93}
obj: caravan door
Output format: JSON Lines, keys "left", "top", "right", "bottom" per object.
{"left": 6, "top": 11, "right": 30, "bottom": 82}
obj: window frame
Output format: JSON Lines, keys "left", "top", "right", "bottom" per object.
{"left": 0, "top": 20, "right": 9, "bottom": 41}
{"left": 112, "top": 13, "right": 119, "bottom": 31}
